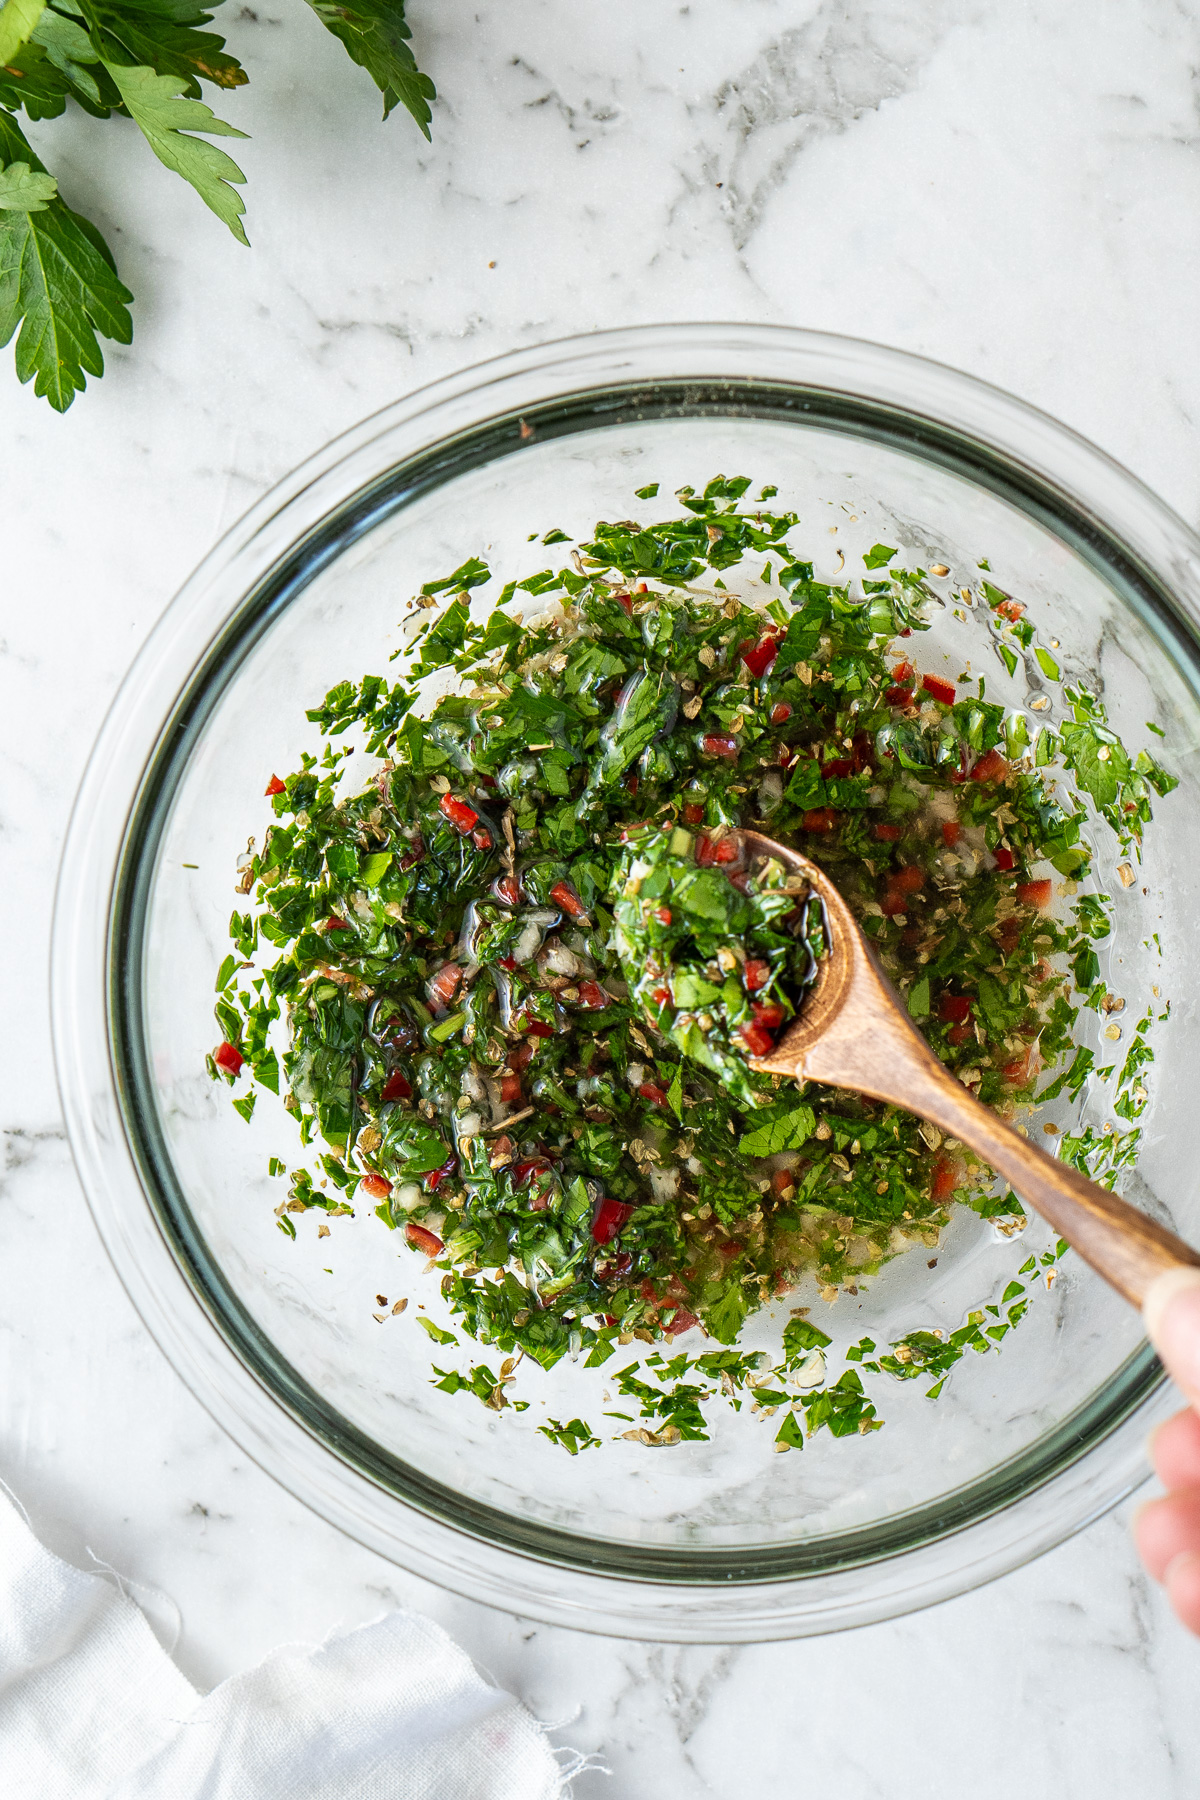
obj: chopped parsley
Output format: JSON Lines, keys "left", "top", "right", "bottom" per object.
{"left": 211, "top": 475, "right": 1173, "bottom": 1451}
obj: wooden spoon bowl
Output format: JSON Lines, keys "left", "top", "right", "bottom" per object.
{"left": 740, "top": 829, "right": 1200, "bottom": 1307}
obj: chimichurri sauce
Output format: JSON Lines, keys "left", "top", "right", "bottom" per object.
{"left": 210, "top": 478, "right": 1175, "bottom": 1450}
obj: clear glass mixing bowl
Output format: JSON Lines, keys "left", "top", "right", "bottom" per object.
{"left": 52, "top": 325, "right": 1200, "bottom": 1640}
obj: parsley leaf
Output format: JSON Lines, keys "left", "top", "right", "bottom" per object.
{"left": 302, "top": 0, "right": 435, "bottom": 135}
{"left": 0, "top": 0, "right": 46, "bottom": 62}
{"left": 0, "top": 109, "right": 132, "bottom": 409}
{"left": 0, "top": 158, "right": 56, "bottom": 209}
{"left": 538, "top": 1416, "right": 600, "bottom": 1455}
{"left": 79, "top": 0, "right": 248, "bottom": 95}
{"left": 738, "top": 1102, "right": 815, "bottom": 1157}
{"left": 103, "top": 60, "right": 248, "bottom": 240}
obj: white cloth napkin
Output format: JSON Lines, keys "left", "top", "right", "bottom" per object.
{"left": 0, "top": 1487, "right": 569, "bottom": 1799}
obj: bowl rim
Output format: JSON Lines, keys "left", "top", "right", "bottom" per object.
{"left": 51, "top": 321, "right": 1200, "bottom": 1640}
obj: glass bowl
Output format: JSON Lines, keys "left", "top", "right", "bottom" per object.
{"left": 53, "top": 325, "right": 1200, "bottom": 1641}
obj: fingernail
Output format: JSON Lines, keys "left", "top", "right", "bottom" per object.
{"left": 1143, "top": 1269, "right": 1200, "bottom": 1403}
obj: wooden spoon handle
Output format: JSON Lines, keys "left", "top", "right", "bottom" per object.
{"left": 802, "top": 956, "right": 1200, "bottom": 1308}
{"left": 872, "top": 1040, "right": 1197, "bottom": 1307}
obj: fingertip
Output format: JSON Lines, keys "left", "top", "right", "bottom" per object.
{"left": 1133, "top": 1494, "right": 1168, "bottom": 1576}
{"left": 1143, "top": 1269, "right": 1200, "bottom": 1405}
{"left": 1150, "top": 1407, "right": 1200, "bottom": 1490}
{"left": 1165, "top": 1551, "right": 1200, "bottom": 1636}
{"left": 1133, "top": 1489, "right": 1200, "bottom": 1582}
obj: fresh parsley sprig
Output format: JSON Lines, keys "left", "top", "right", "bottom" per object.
{"left": 0, "top": 0, "right": 434, "bottom": 408}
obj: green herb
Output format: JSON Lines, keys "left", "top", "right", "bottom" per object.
{"left": 538, "top": 1417, "right": 600, "bottom": 1454}
{"left": 0, "top": 0, "right": 433, "bottom": 408}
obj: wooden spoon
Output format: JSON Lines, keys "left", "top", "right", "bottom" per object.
{"left": 740, "top": 829, "right": 1200, "bottom": 1306}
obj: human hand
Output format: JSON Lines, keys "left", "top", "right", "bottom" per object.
{"left": 1134, "top": 1268, "right": 1200, "bottom": 1633}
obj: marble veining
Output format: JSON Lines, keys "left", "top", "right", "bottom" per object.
{"left": 5, "top": 1, "right": 1200, "bottom": 1792}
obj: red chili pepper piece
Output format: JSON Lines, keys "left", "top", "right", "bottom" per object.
{"left": 718, "top": 1239, "right": 741, "bottom": 1258}
{"left": 512, "top": 1156, "right": 550, "bottom": 1187}
{"left": 873, "top": 823, "right": 903, "bottom": 841}
{"left": 942, "top": 820, "right": 961, "bottom": 848}
{"left": 701, "top": 733, "right": 740, "bottom": 762}
{"left": 891, "top": 660, "right": 915, "bottom": 685}
{"left": 493, "top": 874, "right": 522, "bottom": 906}
{"left": 596, "top": 1251, "right": 634, "bottom": 1281}
{"left": 406, "top": 1221, "right": 444, "bottom": 1256}
{"left": 638, "top": 1081, "right": 669, "bottom": 1107}
{"left": 802, "top": 807, "right": 839, "bottom": 833}
{"left": 398, "top": 835, "right": 425, "bottom": 871}
{"left": 996, "top": 917, "right": 1023, "bottom": 956}
{"left": 930, "top": 1157, "right": 960, "bottom": 1203}
{"left": 739, "top": 1020, "right": 775, "bottom": 1057}
{"left": 426, "top": 962, "right": 463, "bottom": 1011}
{"left": 653, "top": 904, "right": 672, "bottom": 926}
{"left": 381, "top": 1069, "right": 412, "bottom": 1103}
{"left": 891, "top": 865, "right": 925, "bottom": 895}
{"left": 992, "top": 846, "right": 1016, "bottom": 871}
{"left": 424, "top": 1156, "right": 457, "bottom": 1192}
{"left": 649, "top": 984, "right": 672, "bottom": 1007}
{"left": 213, "top": 1040, "right": 244, "bottom": 1076}
{"left": 264, "top": 774, "right": 286, "bottom": 796}
{"left": 497, "top": 955, "right": 517, "bottom": 971}
{"left": 820, "top": 756, "right": 853, "bottom": 779}
{"left": 739, "top": 631, "right": 782, "bottom": 678}
{"left": 880, "top": 864, "right": 925, "bottom": 916}
{"left": 663, "top": 1307, "right": 700, "bottom": 1338}
{"left": 695, "top": 834, "right": 741, "bottom": 867}
{"left": 472, "top": 824, "right": 493, "bottom": 851}
{"left": 360, "top": 1173, "right": 392, "bottom": 1200}
{"left": 743, "top": 958, "right": 771, "bottom": 992}
{"left": 771, "top": 1169, "right": 796, "bottom": 1197}
{"left": 549, "top": 879, "right": 589, "bottom": 920}
{"left": 970, "top": 748, "right": 1009, "bottom": 784}
{"left": 508, "top": 1039, "right": 537, "bottom": 1071}
{"left": 769, "top": 701, "right": 792, "bottom": 725}
{"left": 994, "top": 597, "right": 1025, "bottom": 622}
{"left": 1003, "top": 1048, "right": 1032, "bottom": 1084}
{"left": 884, "top": 685, "right": 914, "bottom": 708}
{"left": 947, "top": 1023, "right": 972, "bottom": 1046}
{"left": 439, "top": 792, "right": 480, "bottom": 834}
{"left": 616, "top": 592, "right": 633, "bottom": 617}
{"left": 324, "top": 915, "right": 352, "bottom": 932}
{"left": 938, "top": 994, "right": 973, "bottom": 1024}
{"left": 920, "top": 673, "right": 958, "bottom": 705}
{"left": 1016, "top": 878, "right": 1053, "bottom": 910}
{"left": 522, "top": 1019, "right": 556, "bottom": 1038}
{"left": 499, "top": 1073, "right": 523, "bottom": 1105}
{"left": 751, "top": 1002, "right": 786, "bottom": 1029}
{"left": 592, "top": 1197, "right": 635, "bottom": 1245}
{"left": 576, "top": 980, "right": 609, "bottom": 1010}
{"left": 682, "top": 801, "right": 705, "bottom": 825}
{"left": 625, "top": 773, "right": 640, "bottom": 797}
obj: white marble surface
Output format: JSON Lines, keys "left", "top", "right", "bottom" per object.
{"left": 6, "top": 0, "right": 1200, "bottom": 1791}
